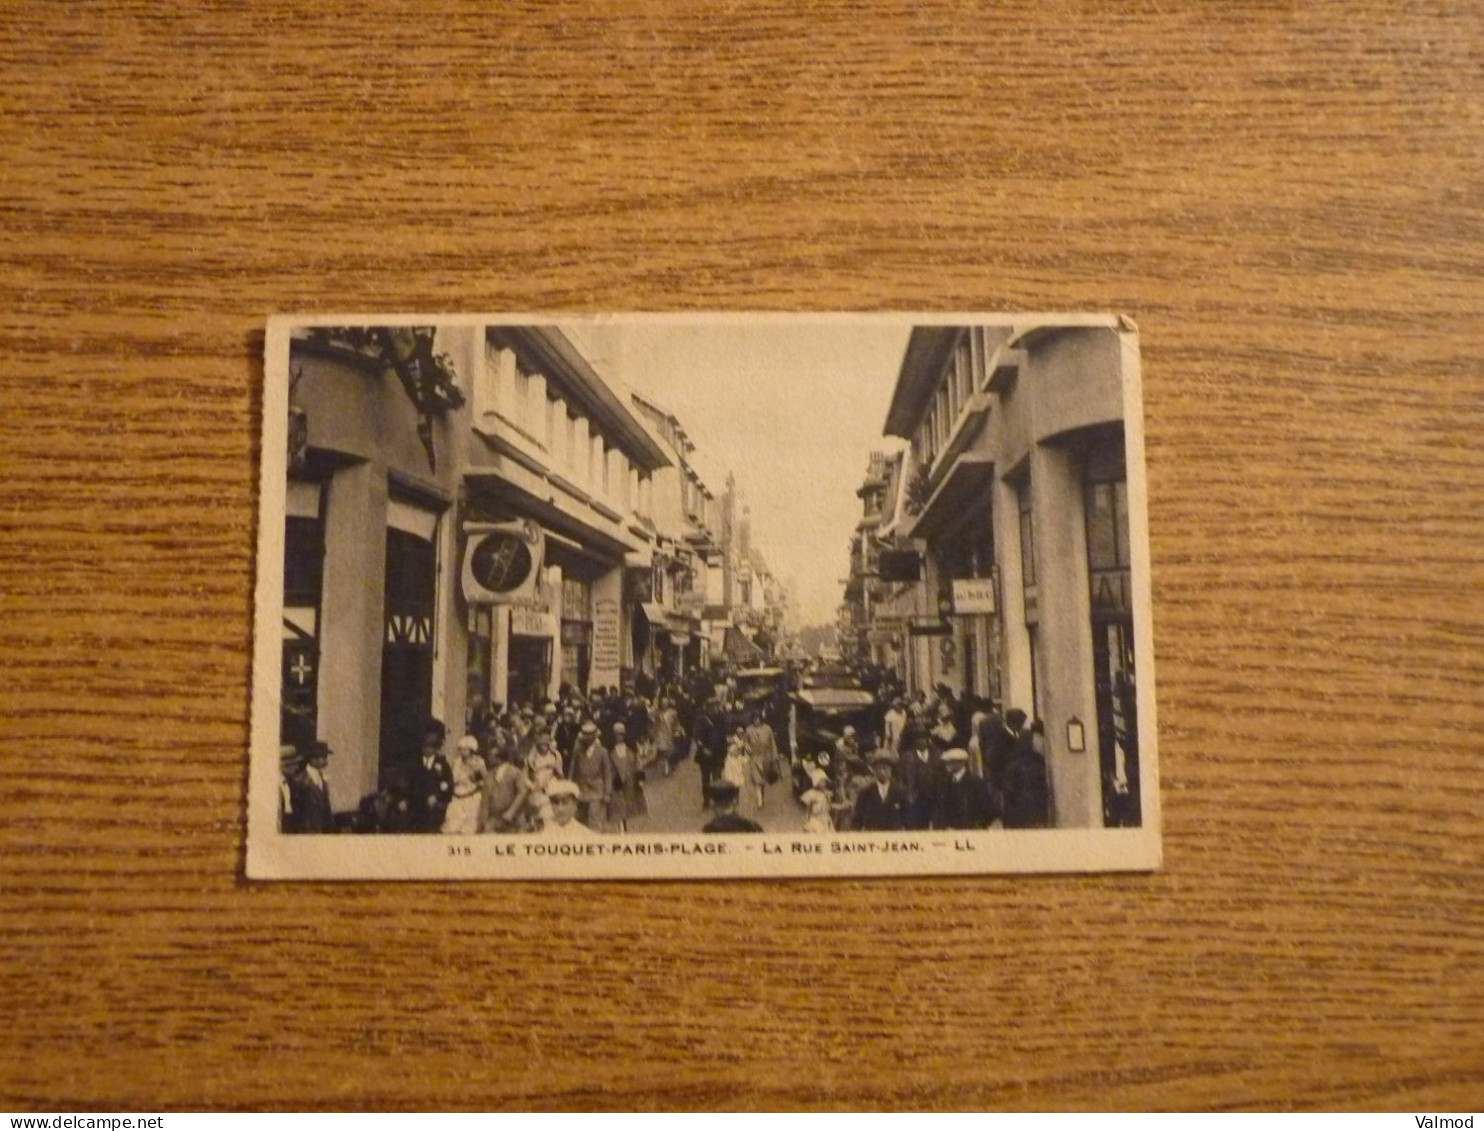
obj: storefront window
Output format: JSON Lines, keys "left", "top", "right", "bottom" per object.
{"left": 466, "top": 606, "right": 494, "bottom": 724}
{"left": 1084, "top": 445, "right": 1139, "bottom": 827}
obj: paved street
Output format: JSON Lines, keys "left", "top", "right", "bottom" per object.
{"left": 631, "top": 753, "right": 809, "bottom": 834}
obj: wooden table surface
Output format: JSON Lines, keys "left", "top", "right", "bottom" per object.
{"left": 2, "top": 0, "right": 1481, "bottom": 1112}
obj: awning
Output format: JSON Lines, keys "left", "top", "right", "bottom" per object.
{"left": 906, "top": 454, "right": 994, "bottom": 542}
{"left": 722, "top": 625, "right": 764, "bottom": 663}
{"left": 638, "top": 602, "right": 692, "bottom": 635}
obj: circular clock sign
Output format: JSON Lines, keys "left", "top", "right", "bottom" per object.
{"left": 470, "top": 532, "right": 534, "bottom": 594}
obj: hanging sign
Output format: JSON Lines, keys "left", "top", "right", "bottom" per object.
{"left": 461, "top": 520, "right": 545, "bottom": 605}
{"left": 907, "top": 617, "right": 952, "bottom": 637}
{"left": 952, "top": 578, "right": 996, "bottom": 615}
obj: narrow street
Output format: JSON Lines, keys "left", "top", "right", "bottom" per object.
{"left": 631, "top": 753, "right": 808, "bottom": 835}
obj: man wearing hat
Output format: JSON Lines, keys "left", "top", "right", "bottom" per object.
{"left": 984, "top": 708, "right": 1027, "bottom": 799}
{"left": 553, "top": 705, "right": 581, "bottom": 765}
{"left": 693, "top": 697, "right": 729, "bottom": 810}
{"left": 399, "top": 720, "right": 454, "bottom": 833}
{"left": 701, "top": 780, "right": 763, "bottom": 834}
{"left": 284, "top": 740, "right": 335, "bottom": 834}
{"left": 835, "top": 725, "right": 862, "bottom": 767}
{"left": 568, "top": 719, "right": 614, "bottom": 832}
{"left": 540, "top": 779, "right": 598, "bottom": 838}
{"left": 931, "top": 748, "right": 998, "bottom": 830}
{"left": 851, "top": 748, "right": 906, "bottom": 832}
{"left": 899, "top": 731, "right": 941, "bottom": 831}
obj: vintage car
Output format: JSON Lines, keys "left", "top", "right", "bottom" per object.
{"left": 787, "top": 666, "right": 878, "bottom": 765}
{"left": 732, "top": 666, "right": 788, "bottom": 707}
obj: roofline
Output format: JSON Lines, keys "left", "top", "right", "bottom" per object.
{"left": 882, "top": 327, "right": 962, "bottom": 439}
{"left": 489, "top": 326, "right": 672, "bottom": 471}
{"left": 882, "top": 317, "right": 1132, "bottom": 439}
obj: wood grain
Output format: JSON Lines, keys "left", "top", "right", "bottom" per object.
{"left": 2, "top": 0, "right": 1481, "bottom": 1112}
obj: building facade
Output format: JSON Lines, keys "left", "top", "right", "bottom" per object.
{"left": 872, "top": 319, "right": 1142, "bottom": 829}
{"left": 629, "top": 390, "right": 722, "bottom": 680}
{"left": 280, "top": 323, "right": 676, "bottom": 817}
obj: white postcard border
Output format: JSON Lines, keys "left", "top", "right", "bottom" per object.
{"left": 247, "top": 313, "right": 1162, "bottom": 881}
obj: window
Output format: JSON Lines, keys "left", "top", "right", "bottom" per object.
{"left": 514, "top": 362, "right": 532, "bottom": 429}
{"left": 562, "top": 577, "right": 592, "bottom": 621}
{"left": 479, "top": 343, "right": 517, "bottom": 420}
{"left": 951, "top": 333, "right": 972, "bottom": 419}
{"left": 1016, "top": 475, "right": 1038, "bottom": 632}
{"left": 281, "top": 481, "right": 326, "bottom": 753}
{"left": 1085, "top": 478, "right": 1131, "bottom": 615}
{"left": 1019, "top": 485, "right": 1036, "bottom": 590}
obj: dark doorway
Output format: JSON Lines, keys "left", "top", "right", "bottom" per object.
{"left": 379, "top": 526, "right": 437, "bottom": 790}
{"left": 508, "top": 635, "right": 551, "bottom": 708}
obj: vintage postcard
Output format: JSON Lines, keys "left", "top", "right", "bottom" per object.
{"left": 247, "top": 313, "right": 1160, "bottom": 879}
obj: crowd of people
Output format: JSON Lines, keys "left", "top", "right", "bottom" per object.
{"left": 278, "top": 665, "right": 1053, "bottom": 837}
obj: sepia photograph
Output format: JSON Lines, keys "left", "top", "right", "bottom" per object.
{"left": 248, "top": 314, "right": 1160, "bottom": 879}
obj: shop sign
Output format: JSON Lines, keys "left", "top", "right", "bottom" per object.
{"left": 952, "top": 578, "right": 996, "bottom": 615}
{"left": 592, "top": 597, "right": 622, "bottom": 673}
{"left": 511, "top": 607, "right": 556, "bottom": 637}
{"left": 877, "top": 548, "right": 922, "bottom": 582}
{"left": 561, "top": 620, "right": 591, "bottom": 647}
{"left": 907, "top": 617, "right": 952, "bottom": 637}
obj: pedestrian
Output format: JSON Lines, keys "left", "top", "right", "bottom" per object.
{"left": 851, "top": 748, "right": 906, "bottom": 832}
{"left": 899, "top": 733, "right": 941, "bottom": 831}
{"left": 799, "top": 767, "right": 834, "bottom": 834}
{"left": 744, "top": 711, "right": 780, "bottom": 812}
{"left": 966, "top": 697, "right": 991, "bottom": 780}
{"left": 441, "top": 735, "right": 487, "bottom": 834}
{"left": 694, "top": 698, "right": 728, "bottom": 809}
{"left": 721, "top": 730, "right": 749, "bottom": 797}
{"left": 701, "top": 780, "right": 763, "bottom": 834}
{"left": 984, "top": 708, "right": 1026, "bottom": 798}
{"left": 284, "top": 740, "right": 335, "bottom": 834}
{"left": 607, "top": 722, "right": 647, "bottom": 833}
{"left": 625, "top": 695, "right": 651, "bottom": 763}
{"left": 653, "top": 697, "right": 680, "bottom": 776}
{"left": 540, "top": 779, "right": 599, "bottom": 838}
{"left": 553, "top": 705, "right": 580, "bottom": 767}
{"left": 834, "top": 726, "right": 863, "bottom": 773}
{"left": 900, "top": 703, "right": 928, "bottom": 754}
{"left": 929, "top": 704, "right": 959, "bottom": 753}
{"left": 883, "top": 698, "right": 907, "bottom": 755}
{"left": 480, "top": 739, "right": 532, "bottom": 833}
{"left": 523, "top": 731, "right": 566, "bottom": 829}
{"left": 485, "top": 712, "right": 518, "bottom": 768}
{"left": 930, "top": 748, "right": 998, "bottom": 830}
{"left": 568, "top": 720, "right": 614, "bottom": 832}
{"left": 1002, "top": 719, "right": 1053, "bottom": 828}
{"left": 398, "top": 720, "right": 455, "bottom": 833}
